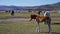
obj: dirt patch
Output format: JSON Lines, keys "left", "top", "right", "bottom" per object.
{"left": 0, "top": 18, "right": 30, "bottom": 22}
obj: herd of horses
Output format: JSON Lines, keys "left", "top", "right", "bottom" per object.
{"left": 29, "top": 13, "right": 51, "bottom": 34}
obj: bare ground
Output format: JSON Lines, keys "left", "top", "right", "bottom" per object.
{"left": 0, "top": 18, "right": 30, "bottom": 22}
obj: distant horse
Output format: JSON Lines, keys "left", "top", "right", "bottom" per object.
{"left": 30, "top": 14, "right": 51, "bottom": 34}
{"left": 11, "top": 10, "right": 14, "bottom": 16}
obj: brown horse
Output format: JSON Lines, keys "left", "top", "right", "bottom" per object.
{"left": 30, "top": 14, "right": 50, "bottom": 21}
{"left": 30, "top": 14, "right": 51, "bottom": 34}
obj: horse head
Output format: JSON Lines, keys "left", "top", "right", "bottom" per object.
{"left": 30, "top": 14, "right": 38, "bottom": 21}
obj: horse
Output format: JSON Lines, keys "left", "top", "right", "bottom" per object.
{"left": 30, "top": 14, "right": 51, "bottom": 34}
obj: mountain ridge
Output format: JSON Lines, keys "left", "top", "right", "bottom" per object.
{"left": 0, "top": 2, "right": 60, "bottom": 11}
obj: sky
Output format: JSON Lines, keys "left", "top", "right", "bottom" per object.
{"left": 0, "top": 0, "right": 60, "bottom": 6}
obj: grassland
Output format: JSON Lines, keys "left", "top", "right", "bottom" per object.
{"left": 0, "top": 11, "right": 60, "bottom": 34}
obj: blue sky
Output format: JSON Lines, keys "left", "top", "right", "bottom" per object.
{"left": 0, "top": 0, "right": 60, "bottom": 6}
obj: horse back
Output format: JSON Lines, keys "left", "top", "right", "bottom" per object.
{"left": 36, "top": 15, "right": 51, "bottom": 21}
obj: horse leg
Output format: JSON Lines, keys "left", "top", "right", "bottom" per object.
{"left": 47, "top": 20, "right": 51, "bottom": 34}
{"left": 29, "top": 18, "right": 32, "bottom": 21}
{"left": 29, "top": 15, "right": 33, "bottom": 21}
{"left": 36, "top": 19, "right": 40, "bottom": 32}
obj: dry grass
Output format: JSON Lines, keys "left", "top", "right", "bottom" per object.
{"left": 0, "top": 11, "right": 60, "bottom": 34}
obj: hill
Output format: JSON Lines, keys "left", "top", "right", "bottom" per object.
{"left": 0, "top": 2, "right": 60, "bottom": 11}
